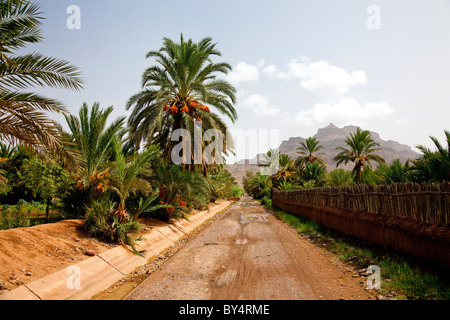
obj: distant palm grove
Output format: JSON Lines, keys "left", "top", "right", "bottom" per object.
{"left": 0, "top": 0, "right": 243, "bottom": 248}
{"left": 244, "top": 128, "right": 450, "bottom": 204}
{"left": 0, "top": 0, "right": 449, "bottom": 250}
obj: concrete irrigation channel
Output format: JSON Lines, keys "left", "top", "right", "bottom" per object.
{"left": 0, "top": 200, "right": 232, "bottom": 300}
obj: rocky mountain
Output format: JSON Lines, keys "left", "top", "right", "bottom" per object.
{"left": 226, "top": 123, "right": 420, "bottom": 186}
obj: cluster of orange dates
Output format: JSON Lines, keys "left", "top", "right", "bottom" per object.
{"left": 73, "top": 169, "right": 110, "bottom": 193}
{"left": 158, "top": 185, "right": 187, "bottom": 215}
{"left": 307, "top": 155, "right": 317, "bottom": 163}
{"left": 350, "top": 154, "right": 368, "bottom": 166}
{"left": 163, "top": 99, "right": 210, "bottom": 122}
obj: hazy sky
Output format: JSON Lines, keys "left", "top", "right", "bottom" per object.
{"left": 26, "top": 0, "right": 450, "bottom": 162}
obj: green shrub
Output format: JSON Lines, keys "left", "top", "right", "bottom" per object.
{"left": 231, "top": 186, "right": 244, "bottom": 198}
{"left": 208, "top": 168, "right": 237, "bottom": 200}
{"left": 325, "top": 169, "right": 354, "bottom": 187}
{"left": 260, "top": 196, "right": 272, "bottom": 207}
{"left": 276, "top": 181, "right": 299, "bottom": 191}
{"left": 83, "top": 197, "right": 143, "bottom": 254}
{"left": 0, "top": 200, "right": 30, "bottom": 230}
{"left": 247, "top": 173, "right": 272, "bottom": 200}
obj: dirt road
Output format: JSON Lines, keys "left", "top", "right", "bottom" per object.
{"left": 125, "top": 196, "right": 373, "bottom": 300}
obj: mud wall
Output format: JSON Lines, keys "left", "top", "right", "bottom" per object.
{"left": 272, "top": 196, "right": 450, "bottom": 270}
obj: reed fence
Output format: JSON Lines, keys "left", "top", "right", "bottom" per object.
{"left": 273, "top": 182, "right": 450, "bottom": 225}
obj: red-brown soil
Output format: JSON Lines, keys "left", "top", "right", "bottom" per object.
{"left": 0, "top": 220, "right": 112, "bottom": 293}
{"left": 0, "top": 217, "right": 170, "bottom": 294}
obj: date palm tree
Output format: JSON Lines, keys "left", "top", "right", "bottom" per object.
{"left": 334, "top": 128, "right": 385, "bottom": 184}
{"left": 63, "top": 102, "right": 125, "bottom": 209}
{"left": 0, "top": 0, "right": 83, "bottom": 156}
{"left": 109, "top": 135, "right": 160, "bottom": 221}
{"left": 301, "top": 161, "right": 327, "bottom": 186}
{"left": 64, "top": 102, "right": 125, "bottom": 180}
{"left": 126, "top": 34, "right": 237, "bottom": 171}
{"left": 259, "top": 149, "right": 295, "bottom": 188}
{"left": 272, "top": 154, "right": 295, "bottom": 185}
{"left": 295, "top": 137, "right": 326, "bottom": 168}
{"left": 413, "top": 130, "right": 450, "bottom": 182}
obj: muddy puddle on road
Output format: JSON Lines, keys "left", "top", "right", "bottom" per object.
{"left": 240, "top": 214, "right": 270, "bottom": 224}
{"left": 236, "top": 201, "right": 260, "bottom": 207}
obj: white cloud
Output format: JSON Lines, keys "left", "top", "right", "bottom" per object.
{"left": 227, "top": 60, "right": 264, "bottom": 85}
{"left": 286, "top": 58, "right": 367, "bottom": 96}
{"left": 261, "top": 64, "right": 288, "bottom": 79}
{"left": 241, "top": 94, "right": 281, "bottom": 117}
{"left": 229, "top": 58, "right": 366, "bottom": 97}
{"left": 245, "top": 57, "right": 367, "bottom": 96}
{"left": 292, "top": 98, "right": 393, "bottom": 126}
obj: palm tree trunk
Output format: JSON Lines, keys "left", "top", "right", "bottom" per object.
{"left": 45, "top": 197, "right": 51, "bottom": 223}
{"left": 355, "top": 165, "right": 362, "bottom": 185}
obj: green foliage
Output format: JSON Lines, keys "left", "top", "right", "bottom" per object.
{"left": 258, "top": 148, "right": 280, "bottom": 174}
{"left": 360, "top": 166, "right": 385, "bottom": 186}
{"left": 0, "top": 142, "right": 17, "bottom": 159}
{"left": 0, "top": 145, "right": 32, "bottom": 200}
{"left": 132, "top": 193, "right": 170, "bottom": 221}
{"left": 273, "top": 208, "right": 320, "bottom": 237}
{"left": 276, "top": 180, "right": 299, "bottom": 191}
{"left": 412, "top": 130, "right": 450, "bottom": 183}
{"left": 376, "top": 159, "right": 412, "bottom": 184}
{"left": 325, "top": 168, "right": 354, "bottom": 187}
{"left": 248, "top": 145, "right": 329, "bottom": 197}
{"left": 109, "top": 135, "right": 159, "bottom": 219}
{"left": 260, "top": 195, "right": 272, "bottom": 207}
{"left": 247, "top": 173, "right": 272, "bottom": 200}
{"left": 208, "top": 167, "right": 238, "bottom": 200}
{"left": 272, "top": 154, "right": 295, "bottom": 186}
{"left": 259, "top": 150, "right": 296, "bottom": 189}
{"left": 151, "top": 160, "right": 211, "bottom": 219}
{"left": 0, "top": 199, "right": 31, "bottom": 230}
{"left": 83, "top": 196, "right": 143, "bottom": 254}
{"left": 18, "top": 156, "right": 70, "bottom": 221}
{"left": 300, "top": 180, "right": 318, "bottom": 190}
{"left": 61, "top": 188, "right": 90, "bottom": 219}
{"left": 300, "top": 161, "right": 326, "bottom": 186}
{"left": 230, "top": 186, "right": 244, "bottom": 198}
{"left": 0, "top": 0, "right": 84, "bottom": 157}
{"left": 377, "top": 258, "right": 450, "bottom": 300}
{"left": 64, "top": 102, "right": 126, "bottom": 181}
